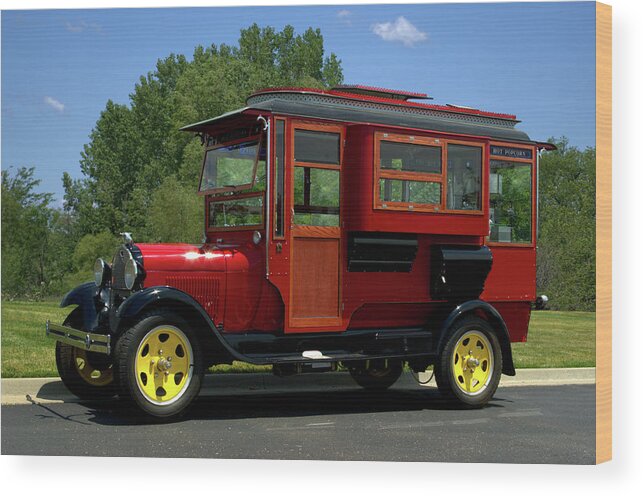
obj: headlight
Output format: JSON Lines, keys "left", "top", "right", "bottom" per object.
{"left": 124, "top": 258, "right": 139, "bottom": 290}
{"left": 93, "top": 258, "right": 111, "bottom": 287}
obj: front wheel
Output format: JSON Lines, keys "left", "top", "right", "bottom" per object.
{"left": 55, "top": 309, "right": 115, "bottom": 400}
{"left": 434, "top": 316, "right": 502, "bottom": 408}
{"left": 115, "top": 311, "right": 204, "bottom": 419}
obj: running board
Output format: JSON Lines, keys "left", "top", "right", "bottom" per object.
{"left": 215, "top": 327, "right": 434, "bottom": 367}
{"left": 241, "top": 349, "right": 435, "bottom": 365}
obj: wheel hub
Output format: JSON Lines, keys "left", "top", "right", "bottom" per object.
{"left": 156, "top": 357, "right": 173, "bottom": 372}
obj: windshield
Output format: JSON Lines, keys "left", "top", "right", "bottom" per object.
{"left": 199, "top": 139, "right": 266, "bottom": 193}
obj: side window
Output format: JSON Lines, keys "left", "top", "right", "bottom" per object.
{"left": 294, "top": 129, "right": 340, "bottom": 165}
{"left": 293, "top": 128, "right": 341, "bottom": 226}
{"left": 374, "top": 133, "right": 483, "bottom": 213}
{"left": 446, "top": 144, "right": 482, "bottom": 211}
{"left": 489, "top": 160, "right": 532, "bottom": 243}
{"left": 376, "top": 136, "right": 443, "bottom": 210}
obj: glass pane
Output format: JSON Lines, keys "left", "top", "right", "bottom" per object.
{"left": 294, "top": 166, "right": 339, "bottom": 226}
{"left": 208, "top": 196, "right": 263, "bottom": 228}
{"left": 446, "top": 144, "right": 482, "bottom": 210}
{"left": 274, "top": 120, "right": 285, "bottom": 237}
{"left": 294, "top": 129, "right": 340, "bottom": 165}
{"left": 380, "top": 141, "right": 441, "bottom": 174}
{"left": 379, "top": 179, "right": 441, "bottom": 205}
{"left": 489, "top": 160, "right": 532, "bottom": 243}
{"left": 200, "top": 140, "right": 260, "bottom": 192}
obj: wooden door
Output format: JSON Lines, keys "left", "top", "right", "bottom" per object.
{"left": 288, "top": 122, "right": 344, "bottom": 328}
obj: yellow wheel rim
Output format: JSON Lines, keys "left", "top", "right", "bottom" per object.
{"left": 135, "top": 326, "right": 193, "bottom": 405}
{"left": 73, "top": 348, "right": 113, "bottom": 386}
{"left": 452, "top": 331, "right": 493, "bottom": 396}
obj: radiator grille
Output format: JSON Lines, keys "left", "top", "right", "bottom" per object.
{"left": 111, "top": 247, "right": 130, "bottom": 290}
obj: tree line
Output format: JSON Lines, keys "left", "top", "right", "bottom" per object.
{"left": 1, "top": 24, "right": 595, "bottom": 310}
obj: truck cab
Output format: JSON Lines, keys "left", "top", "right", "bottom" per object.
{"left": 47, "top": 85, "right": 554, "bottom": 418}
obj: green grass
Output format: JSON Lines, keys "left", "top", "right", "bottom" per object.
{"left": 1, "top": 300, "right": 69, "bottom": 378}
{"left": 511, "top": 310, "right": 595, "bottom": 368}
{"left": 1, "top": 300, "right": 594, "bottom": 378}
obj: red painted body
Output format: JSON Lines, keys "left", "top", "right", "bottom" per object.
{"left": 138, "top": 88, "right": 543, "bottom": 344}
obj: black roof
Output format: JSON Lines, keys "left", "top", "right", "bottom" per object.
{"left": 182, "top": 91, "right": 534, "bottom": 144}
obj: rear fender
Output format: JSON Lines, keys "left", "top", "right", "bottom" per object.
{"left": 436, "top": 300, "right": 516, "bottom": 376}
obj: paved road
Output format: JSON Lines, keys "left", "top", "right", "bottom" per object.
{"left": 2, "top": 383, "right": 595, "bottom": 464}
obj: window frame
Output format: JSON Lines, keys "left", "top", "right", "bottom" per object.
{"left": 197, "top": 134, "right": 265, "bottom": 196}
{"left": 205, "top": 190, "right": 265, "bottom": 232}
{"left": 273, "top": 118, "right": 286, "bottom": 239}
{"left": 290, "top": 121, "right": 344, "bottom": 231}
{"left": 373, "top": 132, "right": 485, "bottom": 215}
{"left": 486, "top": 141, "right": 537, "bottom": 247}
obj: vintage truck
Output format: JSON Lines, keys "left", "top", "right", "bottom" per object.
{"left": 46, "top": 85, "right": 553, "bottom": 418}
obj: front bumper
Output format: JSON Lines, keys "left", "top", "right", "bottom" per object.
{"left": 46, "top": 320, "right": 111, "bottom": 355}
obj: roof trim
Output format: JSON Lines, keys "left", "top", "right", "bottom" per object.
{"left": 179, "top": 107, "right": 250, "bottom": 132}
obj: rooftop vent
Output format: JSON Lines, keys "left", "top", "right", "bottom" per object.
{"left": 332, "top": 85, "right": 432, "bottom": 101}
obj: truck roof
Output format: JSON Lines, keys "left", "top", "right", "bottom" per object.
{"left": 181, "top": 86, "right": 541, "bottom": 145}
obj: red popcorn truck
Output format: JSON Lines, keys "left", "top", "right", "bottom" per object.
{"left": 46, "top": 85, "right": 554, "bottom": 418}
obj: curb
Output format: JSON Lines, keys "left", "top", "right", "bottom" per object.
{"left": 1, "top": 368, "right": 595, "bottom": 406}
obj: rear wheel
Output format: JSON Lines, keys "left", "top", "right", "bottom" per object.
{"left": 115, "top": 311, "right": 204, "bottom": 419}
{"left": 434, "top": 316, "right": 502, "bottom": 408}
{"left": 349, "top": 359, "right": 403, "bottom": 391}
{"left": 55, "top": 310, "right": 115, "bottom": 400}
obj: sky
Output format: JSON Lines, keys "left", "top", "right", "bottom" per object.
{"left": 1, "top": 2, "right": 596, "bottom": 204}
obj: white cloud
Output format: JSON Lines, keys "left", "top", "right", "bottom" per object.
{"left": 337, "top": 9, "right": 352, "bottom": 25}
{"left": 65, "top": 20, "right": 102, "bottom": 34}
{"left": 44, "top": 96, "right": 65, "bottom": 113}
{"left": 371, "top": 16, "right": 428, "bottom": 47}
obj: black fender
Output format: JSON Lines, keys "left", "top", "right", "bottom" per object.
{"left": 111, "top": 286, "right": 247, "bottom": 363}
{"left": 60, "top": 282, "right": 99, "bottom": 331}
{"left": 436, "top": 300, "right": 516, "bottom": 376}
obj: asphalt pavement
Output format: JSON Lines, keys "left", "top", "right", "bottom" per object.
{"left": 1, "top": 371, "right": 596, "bottom": 464}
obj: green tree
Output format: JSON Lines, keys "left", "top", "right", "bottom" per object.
{"left": 537, "top": 138, "right": 596, "bottom": 311}
{"left": 1, "top": 167, "right": 53, "bottom": 298}
{"left": 65, "top": 24, "right": 343, "bottom": 240}
{"left": 145, "top": 176, "right": 203, "bottom": 243}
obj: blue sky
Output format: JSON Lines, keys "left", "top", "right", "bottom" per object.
{"left": 1, "top": 2, "right": 596, "bottom": 204}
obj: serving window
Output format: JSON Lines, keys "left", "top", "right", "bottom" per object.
{"left": 488, "top": 144, "right": 535, "bottom": 245}
{"left": 374, "top": 133, "right": 483, "bottom": 213}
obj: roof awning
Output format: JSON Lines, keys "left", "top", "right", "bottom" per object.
{"left": 180, "top": 107, "right": 251, "bottom": 132}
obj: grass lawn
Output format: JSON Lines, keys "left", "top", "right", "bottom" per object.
{"left": 511, "top": 310, "right": 596, "bottom": 368}
{"left": 1, "top": 300, "right": 594, "bottom": 378}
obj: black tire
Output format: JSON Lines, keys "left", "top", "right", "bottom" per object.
{"left": 434, "top": 316, "right": 502, "bottom": 408}
{"left": 114, "top": 310, "right": 204, "bottom": 419}
{"left": 55, "top": 309, "right": 116, "bottom": 400}
{"left": 349, "top": 359, "right": 403, "bottom": 391}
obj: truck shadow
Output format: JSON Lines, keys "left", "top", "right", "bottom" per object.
{"left": 80, "top": 388, "right": 510, "bottom": 426}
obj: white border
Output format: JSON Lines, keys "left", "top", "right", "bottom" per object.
{"left": 1, "top": 0, "right": 641, "bottom": 494}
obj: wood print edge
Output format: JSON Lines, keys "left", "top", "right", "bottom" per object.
{"left": 595, "top": 0, "right": 612, "bottom": 464}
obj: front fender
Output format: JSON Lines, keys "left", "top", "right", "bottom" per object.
{"left": 111, "top": 286, "right": 248, "bottom": 363}
{"left": 60, "top": 282, "right": 98, "bottom": 330}
{"left": 437, "top": 300, "right": 516, "bottom": 376}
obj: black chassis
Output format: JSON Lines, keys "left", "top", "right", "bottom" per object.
{"left": 52, "top": 281, "right": 515, "bottom": 375}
